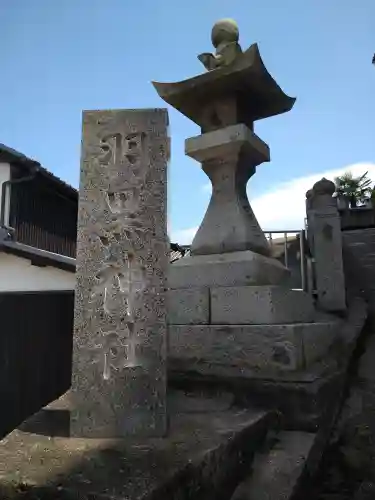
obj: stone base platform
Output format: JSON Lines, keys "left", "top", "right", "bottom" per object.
{"left": 169, "top": 250, "right": 290, "bottom": 289}
{"left": 168, "top": 285, "right": 316, "bottom": 325}
{"left": 169, "top": 297, "right": 368, "bottom": 431}
{"left": 169, "top": 321, "right": 341, "bottom": 374}
{"left": 0, "top": 394, "right": 276, "bottom": 500}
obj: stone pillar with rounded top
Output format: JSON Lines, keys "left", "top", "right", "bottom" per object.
{"left": 154, "top": 20, "right": 341, "bottom": 379}
{"left": 306, "top": 178, "right": 346, "bottom": 312}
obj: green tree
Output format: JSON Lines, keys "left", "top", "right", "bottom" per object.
{"left": 334, "top": 171, "right": 372, "bottom": 208}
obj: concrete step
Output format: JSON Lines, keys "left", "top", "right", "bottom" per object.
{"left": 0, "top": 392, "right": 278, "bottom": 500}
{"left": 230, "top": 431, "right": 316, "bottom": 500}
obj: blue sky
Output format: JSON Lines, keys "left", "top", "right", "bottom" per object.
{"left": 1, "top": 0, "right": 374, "bottom": 243}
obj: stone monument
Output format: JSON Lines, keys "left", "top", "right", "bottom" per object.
{"left": 153, "top": 19, "right": 341, "bottom": 378}
{"left": 71, "top": 109, "right": 169, "bottom": 437}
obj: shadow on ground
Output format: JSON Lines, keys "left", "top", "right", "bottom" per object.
{"left": 0, "top": 397, "right": 272, "bottom": 500}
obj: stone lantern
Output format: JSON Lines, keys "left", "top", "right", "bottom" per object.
{"left": 153, "top": 19, "right": 340, "bottom": 378}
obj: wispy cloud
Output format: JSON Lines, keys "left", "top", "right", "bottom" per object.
{"left": 170, "top": 162, "right": 375, "bottom": 245}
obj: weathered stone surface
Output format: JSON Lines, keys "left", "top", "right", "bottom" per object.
{"left": 211, "top": 286, "right": 315, "bottom": 325}
{"left": 169, "top": 322, "right": 339, "bottom": 374}
{"left": 354, "top": 480, "right": 375, "bottom": 500}
{"left": 167, "top": 287, "right": 209, "bottom": 324}
{"left": 313, "top": 212, "right": 346, "bottom": 311}
{"left": 0, "top": 398, "right": 276, "bottom": 500}
{"left": 168, "top": 389, "right": 235, "bottom": 413}
{"left": 336, "top": 297, "right": 367, "bottom": 351}
{"left": 169, "top": 369, "right": 345, "bottom": 431}
{"left": 186, "top": 125, "right": 271, "bottom": 257}
{"left": 185, "top": 124, "right": 270, "bottom": 164}
{"left": 342, "top": 228, "right": 375, "bottom": 310}
{"left": 231, "top": 431, "right": 316, "bottom": 500}
{"left": 303, "top": 320, "right": 342, "bottom": 368}
{"left": 358, "top": 334, "right": 375, "bottom": 381}
{"left": 169, "top": 251, "right": 290, "bottom": 289}
{"left": 72, "top": 109, "right": 169, "bottom": 438}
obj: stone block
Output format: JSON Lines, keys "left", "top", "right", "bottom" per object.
{"left": 169, "top": 322, "right": 338, "bottom": 374}
{"left": 169, "top": 250, "right": 290, "bottom": 289}
{"left": 167, "top": 287, "right": 209, "bottom": 324}
{"left": 72, "top": 108, "right": 169, "bottom": 438}
{"left": 210, "top": 286, "right": 315, "bottom": 324}
{"left": 185, "top": 124, "right": 270, "bottom": 164}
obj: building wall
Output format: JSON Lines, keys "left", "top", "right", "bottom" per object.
{"left": 0, "top": 162, "right": 11, "bottom": 226}
{"left": 0, "top": 253, "right": 75, "bottom": 292}
{"left": 9, "top": 168, "right": 77, "bottom": 257}
{"left": 0, "top": 290, "right": 74, "bottom": 440}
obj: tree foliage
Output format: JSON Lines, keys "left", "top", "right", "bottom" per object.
{"left": 334, "top": 171, "right": 372, "bottom": 207}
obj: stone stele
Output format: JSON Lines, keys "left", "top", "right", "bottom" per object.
{"left": 71, "top": 108, "right": 169, "bottom": 438}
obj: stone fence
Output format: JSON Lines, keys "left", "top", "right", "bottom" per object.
{"left": 339, "top": 206, "right": 375, "bottom": 231}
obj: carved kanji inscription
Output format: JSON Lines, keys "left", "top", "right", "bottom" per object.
{"left": 72, "top": 108, "right": 169, "bottom": 438}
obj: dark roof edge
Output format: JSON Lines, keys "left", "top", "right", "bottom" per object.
{"left": 0, "top": 143, "right": 77, "bottom": 199}
{"left": 0, "top": 238, "right": 189, "bottom": 272}
{"left": 170, "top": 242, "right": 187, "bottom": 252}
{"left": 0, "top": 240, "right": 76, "bottom": 273}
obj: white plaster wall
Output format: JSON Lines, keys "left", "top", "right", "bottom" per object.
{"left": 0, "top": 162, "right": 11, "bottom": 225}
{"left": 0, "top": 253, "right": 75, "bottom": 291}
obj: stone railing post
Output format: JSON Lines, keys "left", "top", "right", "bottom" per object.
{"left": 306, "top": 178, "right": 346, "bottom": 312}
